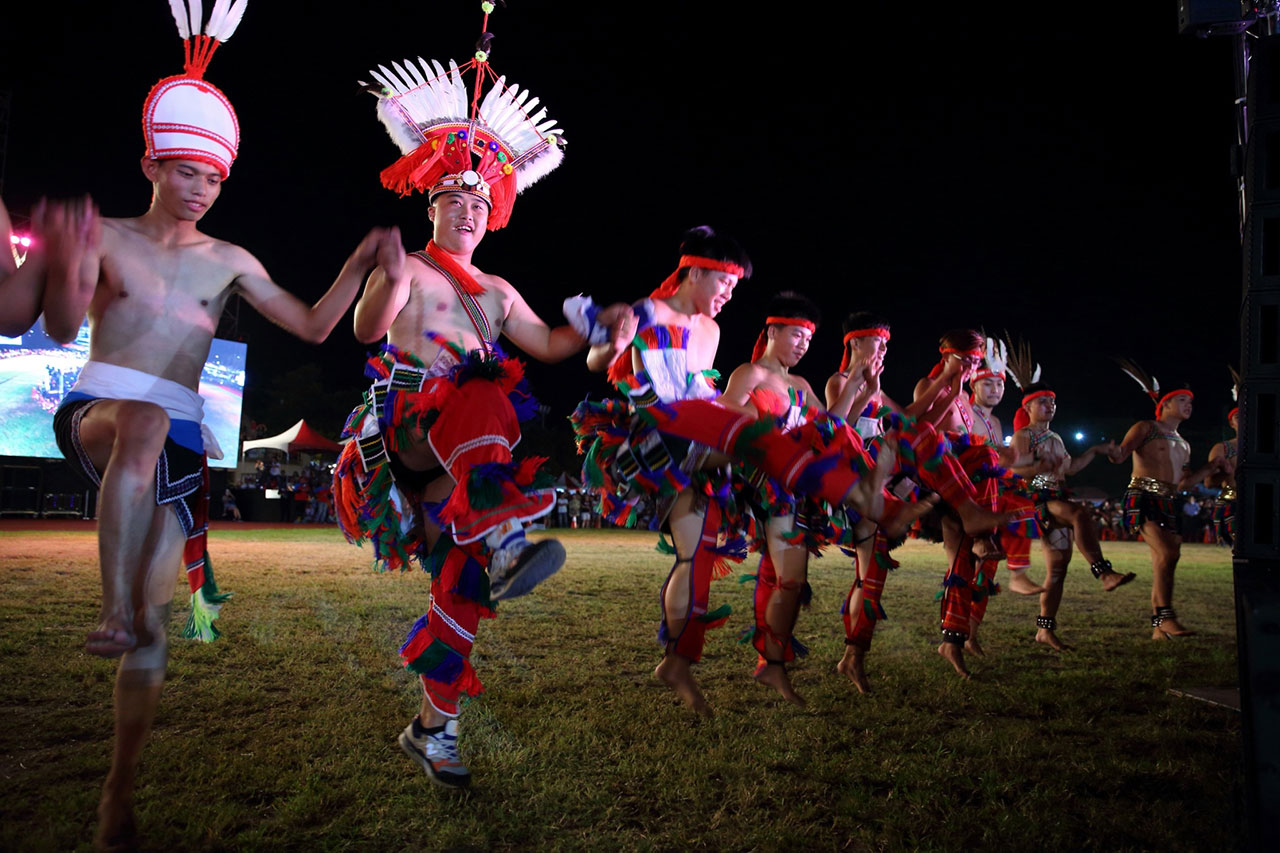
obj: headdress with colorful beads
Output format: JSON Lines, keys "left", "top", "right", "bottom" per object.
{"left": 362, "top": 2, "right": 564, "bottom": 230}
{"left": 142, "top": 1, "right": 249, "bottom": 178}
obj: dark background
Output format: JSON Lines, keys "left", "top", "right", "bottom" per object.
{"left": 0, "top": 3, "right": 1245, "bottom": 493}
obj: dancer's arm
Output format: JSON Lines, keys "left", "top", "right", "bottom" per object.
{"left": 1109, "top": 422, "right": 1148, "bottom": 465}
{"left": 0, "top": 196, "right": 48, "bottom": 336}
{"left": 1065, "top": 441, "right": 1115, "bottom": 476}
{"left": 243, "top": 226, "right": 402, "bottom": 344}
{"left": 38, "top": 196, "right": 105, "bottom": 344}
{"left": 825, "top": 357, "right": 880, "bottom": 420}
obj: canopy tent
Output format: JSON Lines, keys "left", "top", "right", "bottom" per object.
{"left": 242, "top": 419, "right": 343, "bottom": 458}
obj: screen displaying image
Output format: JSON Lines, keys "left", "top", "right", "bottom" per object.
{"left": 0, "top": 319, "right": 246, "bottom": 468}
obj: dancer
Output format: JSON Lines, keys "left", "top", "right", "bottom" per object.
{"left": 1205, "top": 370, "right": 1240, "bottom": 547}
{"left": 1112, "top": 360, "right": 1223, "bottom": 638}
{"left": 912, "top": 329, "right": 1020, "bottom": 676}
{"left": 720, "top": 292, "right": 826, "bottom": 706}
{"left": 1004, "top": 343, "right": 1133, "bottom": 649}
{"left": 334, "top": 21, "right": 632, "bottom": 787}
{"left": 41, "top": 3, "right": 392, "bottom": 846}
{"left": 824, "top": 311, "right": 967, "bottom": 691}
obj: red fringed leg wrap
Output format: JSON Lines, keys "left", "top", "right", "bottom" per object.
{"left": 1002, "top": 528, "right": 1033, "bottom": 574}
{"left": 969, "top": 556, "right": 1002, "bottom": 627}
{"left": 644, "top": 400, "right": 908, "bottom": 521}
{"left": 749, "top": 551, "right": 807, "bottom": 664}
{"left": 842, "top": 530, "right": 893, "bottom": 649}
{"left": 939, "top": 536, "right": 977, "bottom": 640}
{"left": 428, "top": 377, "right": 555, "bottom": 544}
{"left": 660, "top": 502, "right": 730, "bottom": 662}
{"left": 398, "top": 540, "right": 494, "bottom": 718}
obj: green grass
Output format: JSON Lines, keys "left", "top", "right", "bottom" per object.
{"left": 0, "top": 528, "right": 1244, "bottom": 851}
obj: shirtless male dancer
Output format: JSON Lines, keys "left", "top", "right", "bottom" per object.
{"left": 39, "top": 3, "right": 396, "bottom": 845}
{"left": 1112, "top": 363, "right": 1224, "bottom": 638}
{"left": 1205, "top": 389, "right": 1239, "bottom": 546}
{"left": 824, "top": 312, "right": 977, "bottom": 690}
{"left": 1007, "top": 380, "right": 1132, "bottom": 650}
{"left": 721, "top": 291, "right": 826, "bottom": 706}
{"left": 336, "top": 43, "right": 633, "bottom": 785}
{"left": 912, "top": 329, "right": 1017, "bottom": 676}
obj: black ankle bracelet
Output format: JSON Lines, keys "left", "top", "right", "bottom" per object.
{"left": 940, "top": 629, "right": 967, "bottom": 645}
{"left": 1036, "top": 615, "right": 1056, "bottom": 631}
{"left": 1089, "top": 558, "right": 1112, "bottom": 579}
{"left": 1152, "top": 606, "right": 1177, "bottom": 627}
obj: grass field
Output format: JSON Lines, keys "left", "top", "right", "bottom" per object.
{"left": 0, "top": 525, "right": 1243, "bottom": 851}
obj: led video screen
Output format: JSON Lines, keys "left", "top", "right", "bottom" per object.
{"left": 0, "top": 319, "right": 246, "bottom": 468}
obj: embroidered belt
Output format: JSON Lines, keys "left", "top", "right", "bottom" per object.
{"left": 1127, "top": 476, "right": 1178, "bottom": 498}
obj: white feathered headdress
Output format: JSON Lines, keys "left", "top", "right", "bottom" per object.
{"left": 361, "top": 6, "right": 564, "bottom": 230}
{"left": 143, "top": 1, "right": 249, "bottom": 178}
{"left": 971, "top": 334, "right": 1008, "bottom": 383}
{"left": 1003, "top": 333, "right": 1042, "bottom": 391}
{"left": 1115, "top": 356, "right": 1193, "bottom": 418}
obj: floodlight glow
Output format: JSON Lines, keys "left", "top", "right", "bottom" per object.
{"left": 1074, "top": 432, "right": 1085, "bottom": 441}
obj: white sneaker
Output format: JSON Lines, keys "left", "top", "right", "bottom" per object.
{"left": 488, "top": 538, "right": 566, "bottom": 601}
{"left": 398, "top": 718, "right": 471, "bottom": 788}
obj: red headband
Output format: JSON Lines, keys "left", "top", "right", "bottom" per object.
{"left": 1155, "top": 390, "right": 1193, "bottom": 419}
{"left": 752, "top": 317, "right": 816, "bottom": 362}
{"left": 970, "top": 368, "right": 1003, "bottom": 383}
{"left": 928, "top": 346, "right": 985, "bottom": 379}
{"left": 1229, "top": 406, "right": 1239, "bottom": 423}
{"left": 650, "top": 255, "right": 748, "bottom": 300}
{"left": 839, "top": 328, "right": 890, "bottom": 372}
{"left": 1022, "top": 390, "right": 1055, "bottom": 406}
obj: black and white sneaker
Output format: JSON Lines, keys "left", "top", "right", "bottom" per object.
{"left": 488, "top": 538, "right": 566, "bottom": 601}
{"left": 398, "top": 718, "right": 471, "bottom": 789}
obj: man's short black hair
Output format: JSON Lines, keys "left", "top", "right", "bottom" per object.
{"left": 765, "top": 291, "right": 821, "bottom": 328}
{"left": 675, "top": 226, "right": 753, "bottom": 282}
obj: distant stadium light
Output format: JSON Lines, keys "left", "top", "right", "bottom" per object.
{"left": 1074, "top": 432, "right": 1085, "bottom": 441}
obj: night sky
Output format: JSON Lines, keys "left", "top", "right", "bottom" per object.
{"left": 0, "top": 3, "right": 1245, "bottom": 492}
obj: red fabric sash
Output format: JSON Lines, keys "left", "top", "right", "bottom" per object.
{"left": 424, "top": 240, "right": 486, "bottom": 296}
{"left": 650, "top": 255, "right": 747, "bottom": 299}
{"left": 751, "top": 317, "right": 816, "bottom": 363}
{"left": 839, "top": 328, "right": 890, "bottom": 372}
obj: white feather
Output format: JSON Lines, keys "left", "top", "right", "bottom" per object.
{"left": 205, "top": 0, "right": 229, "bottom": 36}
{"left": 188, "top": 0, "right": 202, "bottom": 41}
{"left": 1152, "top": 377, "right": 1160, "bottom": 395}
{"left": 1119, "top": 367, "right": 1149, "bottom": 393}
{"left": 216, "top": 0, "right": 248, "bottom": 42}
{"left": 1031, "top": 364, "right": 1041, "bottom": 384}
{"left": 168, "top": 0, "right": 192, "bottom": 39}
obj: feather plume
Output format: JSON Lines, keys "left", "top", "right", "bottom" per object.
{"left": 980, "top": 335, "right": 1008, "bottom": 377}
{"left": 1113, "top": 356, "right": 1160, "bottom": 401}
{"left": 1229, "top": 365, "right": 1241, "bottom": 401}
{"left": 205, "top": 0, "right": 228, "bottom": 36}
{"left": 1002, "top": 332, "right": 1041, "bottom": 390}
{"left": 188, "top": 0, "right": 202, "bottom": 42}
{"left": 168, "top": 0, "right": 192, "bottom": 39}
{"left": 211, "top": 0, "right": 247, "bottom": 42}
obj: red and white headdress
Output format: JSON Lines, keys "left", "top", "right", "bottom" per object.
{"left": 142, "top": 1, "right": 248, "bottom": 179}
{"left": 970, "top": 337, "right": 1009, "bottom": 384}
{"left": 363, "top": 4, "right": 564, "bottom": 230}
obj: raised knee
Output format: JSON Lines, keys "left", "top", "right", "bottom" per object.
{"left": 117, "top": 402, "right": 170, "bottom": 444}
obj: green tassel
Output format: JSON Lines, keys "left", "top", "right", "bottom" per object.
{"left": 182, "top": 588, "right": 223, "bottom": 643}
{"left": 933, "top": 589, "right": 944, "bottom": 602}
{"left": 737, "top": 573, "right": 757, "bottom": 585}
{"left": 404, "top": 637, "right": 454, "bottom": 676}
{"left": 655, "top": 535, "right": 676, "bottom": 555}
{"left": 698, "top": 603, "right": 733, "bottom": 623}
{"left": 863, "top": 599, "right": 877, "bottom": 619}
{"left": 468, "top": 471, "right": 505, "bottom": 510}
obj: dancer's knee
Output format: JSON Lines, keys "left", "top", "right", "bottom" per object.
{"left": 119, "top": 628, "right": 167, "bottom": 686}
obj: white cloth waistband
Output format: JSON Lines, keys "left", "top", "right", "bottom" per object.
{"left": 70, "top": 360, "right": 206, "bottom": 423}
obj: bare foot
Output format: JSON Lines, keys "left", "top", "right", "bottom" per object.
{"left": 653, "top": 655, "right": 712, "bottom": 716}
{"left": 754, "top": 661, "right": 806, "bottom": 706}
{"left": 881, "top": 493, "right": 940, "bottom": 540}
{"left": 1100, "top": 570, "right": 1137, "bottom": 592}
{"left": 95, "top": 792, "right": 137, "bottom": 852}
{"left": 1035, "top": 628, "right": 1071, "bottom": 650}
{"left": 956, "top": 501, "right": 1016, "bottom": 537}
{"left": 937, "top": 642, "right": 970, "bottom": 678}
{"left": 1152, "top": 618, "right": 1195, "bottom": 639}
{"left": 86, "top": 616, "right": 136, "bottom": 659}
{"left": 965, "top": 633, "right": 985, "bottom": 657}
{"left": 836, "top": 646, "right": 872, "bottom": 694}
{"left": 1007, "top": 571, "right": 1046, "bottom": 596}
